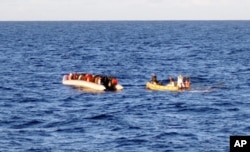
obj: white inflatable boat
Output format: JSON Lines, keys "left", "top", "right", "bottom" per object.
{"left": 62, "top": 74, "right": 123, "bottom": 91}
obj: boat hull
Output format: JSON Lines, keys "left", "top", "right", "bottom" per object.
{"left": 146, "top": 82, "right": 179, "bottom": 91}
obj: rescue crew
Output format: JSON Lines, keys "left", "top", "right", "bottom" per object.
{"left": 184, "top": 77, "right": 191, "bottom": 89}
{"left": 150, "top": 73, "right": 161, "bottom": 85}
{"left": 149, "top": 74, "right": 191, "bottom": 89}
{"left": 169, "top": 76, "right": 175, "bottom": 86}
{"left": 177, "top": 75, "right": 185, "bottom": 89}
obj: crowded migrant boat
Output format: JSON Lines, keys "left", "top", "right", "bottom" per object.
{"left": 62, "top": 73, "right": 123, "bottom": 91}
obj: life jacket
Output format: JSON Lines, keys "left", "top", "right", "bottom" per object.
{"left": 81, "top": 74, "right": 85, "bottom": 80}
{"left": 86, "top": 74, "right": 92, "bottom": 82}
{"left": 75, "top": 74, "right": 78, "bottom": 80}
{"left": 72, "top": 74, "right": 76, "bottom": 80}
{"left": 83, "top": 74, "right": 87, "bottom": 81}
{"left": 111, "top": 78, "right": 118, "bottom": 86}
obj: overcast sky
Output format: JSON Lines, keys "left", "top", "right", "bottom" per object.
{"left": 0, "top": 0, "right": 249, "bottom": 21}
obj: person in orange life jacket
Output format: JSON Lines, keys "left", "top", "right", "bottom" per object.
{"left": 76, "top": 73, "right": 80, "bottom": 80}
{"left": 81, "top": 74, "right": 86, "bottom": 80}
{"left": 111, "top": 78, "right": 118, "bottom": 86}
{"left": 72, "top": 73, "right": 76, "bottom": 80}
{"left": 86, "top": 74, "right": 92, "bottom": 82}
{"left": 75, "top": 73, "right": 79, "bottom": 80}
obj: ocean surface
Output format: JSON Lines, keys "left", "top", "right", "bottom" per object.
{"left": 0, "top": 21, "right": 250, "bottom": 152}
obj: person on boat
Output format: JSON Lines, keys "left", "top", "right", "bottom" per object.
{"left": 86, "top": 74, "right": 93, "bottom": 82}
{"left": 111, "top": 78, "right": 118, "bottom": 86}
{"left": 177, "top": 75, "right": 185, "bottom": 88}
{"left": 75, "top": 73, "right": 79, "bottom": 80}
{"left": 72, "top": 73, "right": 76, "bottom": 80}
{"left": 101, "top": 76, "right": 109, "bottom": 87}
{"left": 83, "top": 74, "right": 87, "bottom": 81}
{"left": 169, "top": 76, "right": 175, "bottom": 86}
{"left": 108, "top": 77, "right": 112, "bottom": 87}
{"left": 81, "top": 74, "right": 86, "bottom": 80}
{"left": 94, "top": 75, "right": 100, "bottom": 84}
{"left": 97, "top": 77, "right": 101, "bottom": 84}
{"left": 67, "top": 73, "right": 73, "bottom": 80}
{"left": 151, "top": 74, "right": 161, "bottom": 85}
{"left": 78, "top": 74, "right": 83, "bottom": 80}
{"left": 101, "top": 76, "right": 114, "bottom": 90}
{"left": 184, "top": 77, "right": 191, "bottom": 89}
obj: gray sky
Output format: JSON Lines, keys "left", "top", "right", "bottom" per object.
{"left": 0, "top": 0, "right": 249, "bottom": 21}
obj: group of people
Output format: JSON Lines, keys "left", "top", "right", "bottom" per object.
{"left": 65, "top": 73, "right": 190, "bottom": 89}
{"left": 151, "top": 74, "right": 191, "bottom": 89}
{"left": 65, "top": 73, "right": 118, "bottom": 89}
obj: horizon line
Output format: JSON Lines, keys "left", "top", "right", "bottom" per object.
{"left": 0, "top": 19, "right": 250, "bottom": 22}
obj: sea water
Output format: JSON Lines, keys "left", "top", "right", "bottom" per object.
{"left": 0, "top": 21, "right": 250, "bottom": 151}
